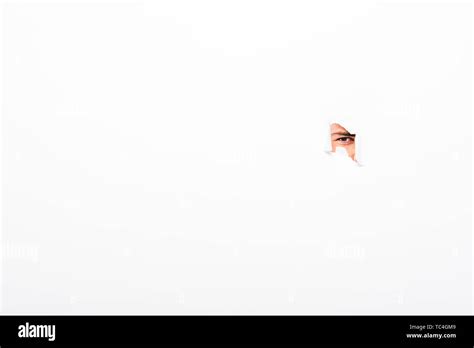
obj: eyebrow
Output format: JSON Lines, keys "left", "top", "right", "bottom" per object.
{"left": 331, "top": 132, "right": 356, "bottom": 137}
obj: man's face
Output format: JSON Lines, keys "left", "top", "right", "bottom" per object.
{"left": 330, "top": 123, "right": 356, "bottom": 160}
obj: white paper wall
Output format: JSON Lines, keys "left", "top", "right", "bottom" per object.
{"left": 2, "top": 0, "right": 471, "bottom": 314}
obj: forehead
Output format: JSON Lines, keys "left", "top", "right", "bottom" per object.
{"left": 330, "top": 123, "right": 350, "bottom": 134}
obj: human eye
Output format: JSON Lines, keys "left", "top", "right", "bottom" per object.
{"left": 336, "top": 137, "right": 354, "bottom": 145}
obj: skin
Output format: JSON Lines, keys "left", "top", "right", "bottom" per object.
{"left": 330, "top": 123, "right": 356, "bottom": 161}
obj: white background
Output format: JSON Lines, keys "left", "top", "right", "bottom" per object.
{"left": 1, "top": 0, "right": 472, "bottom": 314}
